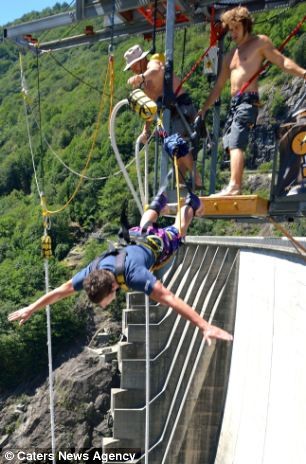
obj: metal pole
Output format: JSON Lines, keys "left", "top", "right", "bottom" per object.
{"left": 209, "top": 37, "right": 224, "bottom": 194}
{"left": 145, "top": 294, "right": 151, "bottom": 464}
{"left": 160, "top": 0, "right": 176, "bottom": 187}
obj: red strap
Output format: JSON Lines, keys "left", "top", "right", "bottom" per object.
{"left": 238, "top": 15, "right": 306, "bottom": 96}
{"left": 210, "top": 6, "right": 217, "bottom": 46}
{"left": 175, "top": 20, "right": 226, "bottom": 96}
{"left": 175, "top": 45, "right": 213, "bottom": 96}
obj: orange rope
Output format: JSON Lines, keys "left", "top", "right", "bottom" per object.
{"left": 268, "top": 217, "right": 306, "bottom": 262}
{"left": 108, "top": 54, "right": 115, "bottom": 126}
{"left": 43, "top": 61, "right": 111, "bottom": 215}
{"left": 175, "top": 19, "right": 225, "bottom": 96}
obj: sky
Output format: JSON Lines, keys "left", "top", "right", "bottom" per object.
{"left": 0, "top": 1, "right": 60, "bottom": 26}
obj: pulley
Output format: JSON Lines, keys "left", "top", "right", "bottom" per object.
{"left": 41, "top": 234, "right": 52, "bottom": 258}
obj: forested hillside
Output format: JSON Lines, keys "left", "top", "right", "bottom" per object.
{"left": 0, "top": 2, "right": 305, "bottom": 390}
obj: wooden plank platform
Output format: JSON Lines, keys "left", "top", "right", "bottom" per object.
{"left": 164, "top": 195, "right": 269, "bottom": 219}
{"left": 200, "top": 194, "right": 269, "bottom": 217}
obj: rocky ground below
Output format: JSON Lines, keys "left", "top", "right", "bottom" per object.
{"left": 0, "top": 309, "right": 121, "bottom": 454}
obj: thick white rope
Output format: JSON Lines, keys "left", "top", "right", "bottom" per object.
{"left": 109, "top": 99, "right": 143, "bottom": 214}
{"left": 44, "top": 257, "right": 56, "bottom": 463}
{"left": 135, "top": 135, "right": 146, "bottom": 206}
{"left": 145, "top": 294, "right": 151, "bottom": 464}
{"left": 20, "top": 58, "right": 42, "bottom": 197}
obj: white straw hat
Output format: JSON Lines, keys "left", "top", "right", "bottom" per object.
{"left": 124, "top": 44, "right": 150, "bottom": 71}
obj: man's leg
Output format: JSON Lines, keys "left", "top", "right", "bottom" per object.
{"left": 175, "top": 192, "right": 202, "bottom": 236}
{"left": 212, "top": 147, "right": 243, "bottom": 196}
{"left": 141, "top": 190, "right": 202, "bottom": 235}
{"left": 140, "top": 191, "right": 168, "bottom": 228}
{"left": 214, "top": 99, "right": 258, "bottom": 197}
{"left": 229, "top": 147, "right": 244, "bottom": 191}
{"left": 174, "top": 205, "right": 194, "bottom": 236}
{"left": 140, "top": 209, "right": 159, "bottom": 228}
{"left": 178, "top": 152, "right": 202, "bottom": 187}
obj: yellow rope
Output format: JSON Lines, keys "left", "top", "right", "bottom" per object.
{"left": 108, "top": 54, "right": 115, "bottom": 128}
{"left": 43, "top": 59, "right": 111, "bottom": 216}
{"left": 174, "top": 155, "right": 182, "bottom": 235}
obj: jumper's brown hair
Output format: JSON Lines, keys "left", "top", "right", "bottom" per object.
{"left": 83, "top": 269, "right": 114, "bottom": 304}
{"left": 221, "top": 6, "right": 253, "bottom": 35}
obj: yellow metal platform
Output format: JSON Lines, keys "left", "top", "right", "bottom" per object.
{"left": 165, "top": 195, "right": 269, "bottom": 219}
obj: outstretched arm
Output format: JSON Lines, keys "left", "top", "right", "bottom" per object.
{"left": 150, "top": 281, "right": 233, "bottom": 345}
{"left": 8, "top": 280, "right": 76, "bottom": 326}
{"left": 260, "top": 35, "right": 306, "bottom": 79}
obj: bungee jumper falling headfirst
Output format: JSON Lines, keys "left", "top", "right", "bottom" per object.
{"left": 199, "top": 6, "right": 306, "bottom": 197}
{"left": 8, "top": 191, "right": 233, "bottom": 345}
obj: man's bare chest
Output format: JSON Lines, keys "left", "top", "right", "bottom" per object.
{"left": 229, "top": 45, "right": 262, "bottom": 71}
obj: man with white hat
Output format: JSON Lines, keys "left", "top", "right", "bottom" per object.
{"left": 124, "top": 44, "right": 202, "bottom": 188}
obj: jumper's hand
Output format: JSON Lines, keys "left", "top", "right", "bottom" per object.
{"left": 197, "top": 108, "right": 207, "bottom": 120}
{"left": 8, "top": 306, "right": 34, "bottom": 326}
{"left": 202, "top": 323, "right": 233, "bottom": 346}
{"left": 139, "top": 129, "right": 151, "bottom": 144}
{"left": 127, "top": 74, "right": 143, "bottom": 88}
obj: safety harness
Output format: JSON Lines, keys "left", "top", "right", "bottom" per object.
{"left": 91, "top": 235, "right": 171, "bottom": 292}
{"left": 90, "top": 246, "right": 128, "bottom": 292}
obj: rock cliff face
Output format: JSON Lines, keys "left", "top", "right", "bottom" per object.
{"left": 247, "top": 78, "right": 305, "bottom": 169}
{"left": 0, "top": 324, "right": 121, "bottom": 451}
{"left": 1, "top": 349, "right": 120, "bottom": 451}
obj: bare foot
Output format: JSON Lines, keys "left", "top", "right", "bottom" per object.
{"left": 210, "top": 184, "right": 241, "bottom": 197}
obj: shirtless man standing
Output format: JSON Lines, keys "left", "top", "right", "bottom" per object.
{"left": 200, "top": 6, "right": 306, "bottom": 196}
{"left": 124, "top": 44, "right": 202, "bottom": 187}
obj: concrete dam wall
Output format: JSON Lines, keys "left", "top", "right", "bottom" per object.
{"left": 103, "top": 237, "right": 306, "bottom": 464}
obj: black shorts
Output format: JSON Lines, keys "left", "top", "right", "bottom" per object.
{"left": 223, "top": 93, "right": 259, "bottom": 152}
{"left": 157, "top": 93, "right": 197, "bottom": 142}
{"left": 171, "top": 93, "right": 197, "bottom": 139}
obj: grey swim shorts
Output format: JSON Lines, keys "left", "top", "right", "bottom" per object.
{"left": 223, "top": 92, "right": 259, "bottom": 152}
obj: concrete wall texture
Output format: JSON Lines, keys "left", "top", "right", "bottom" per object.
{"left": 103, "top": 238, "right": 306, "bottom": 464}
{"left": 216, "top": 247, "right": 306, "bottom": 464}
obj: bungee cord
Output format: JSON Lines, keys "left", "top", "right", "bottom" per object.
{"left": 24, "top": 98, "right": 140, "bottom": 181}
{"left": 109, "top": 98, "right": 143, "bottom": 214}
{"left": 20, "top": 53, "right": 43, "bottom": 197}
{"left": 44, "top": 135, "right": 137, "bottom": 181}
